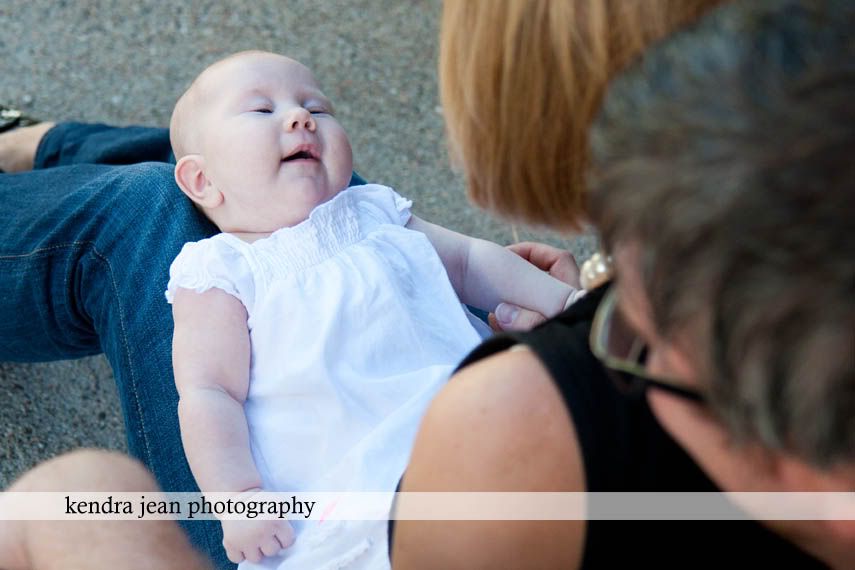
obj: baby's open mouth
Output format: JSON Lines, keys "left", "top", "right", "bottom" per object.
{"left": 282, "top": 150, "right": 317, "bottom": 162}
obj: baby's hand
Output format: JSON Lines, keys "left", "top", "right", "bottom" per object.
{"left": 222, "top": 517, "right": 294, "bottom": 564}
{"left": 220, "top": 489, "right": 295, "bottom": 564}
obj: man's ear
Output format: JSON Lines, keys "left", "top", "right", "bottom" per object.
{"left": 174, "top": 155, "right": 223, "bottom": 209}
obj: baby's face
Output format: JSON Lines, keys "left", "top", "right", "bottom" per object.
{"left": 193, "top": 52, "right": 353, "bottom": 232}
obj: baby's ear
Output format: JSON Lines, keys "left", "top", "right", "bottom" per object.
{"left": 174, "top": 155, "right": 223, "bottom": 209}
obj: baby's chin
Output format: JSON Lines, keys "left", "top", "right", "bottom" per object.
{"left": 285, "top": 187, "right": 347, "bottom": 226}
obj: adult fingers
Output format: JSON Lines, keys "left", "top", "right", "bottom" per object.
{"left": 492, "top": 303, "right": 547, "bottom": 332}
{"left": 507, "top": 242, "right": 581, "bottom": 287}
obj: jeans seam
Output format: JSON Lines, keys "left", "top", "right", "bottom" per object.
{"left": 0, "top": 242, "right": 95, "bottom": 259}
{"left": 0, "top": 240, "right": 153, "bottom": 468}
{"left": 89, "top": 245, "right": 152, "bottom": 468}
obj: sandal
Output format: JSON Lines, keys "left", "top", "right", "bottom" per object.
{"left": 0, "top": 105, "right": 43, "bottom": 173}
{"left": 0, "top": 105, "right": 41, "bottom": 134}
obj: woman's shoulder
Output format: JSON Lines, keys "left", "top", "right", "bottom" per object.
{"left": 393, "top": 346, "right": 586, "bottom": 569}
{"left": 430, "top": 345, "right": 586, "bottom": 488}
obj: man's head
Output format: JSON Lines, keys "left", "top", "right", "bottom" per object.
{"left": 588, "top": 0, "right": 854, "bottom": 497}
{"left": 169, "top": 51, "right": 353, "bottom": 235}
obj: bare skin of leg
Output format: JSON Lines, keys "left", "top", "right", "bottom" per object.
{"left": 0, "top": 122, "right": 55, "bottom": 172}
{"left": 0, "top": 449, "right": 211, "bottom": 570}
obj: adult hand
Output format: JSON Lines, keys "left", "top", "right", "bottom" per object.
{"left": 489, "top": 242, "right": 581, "bottom": 332}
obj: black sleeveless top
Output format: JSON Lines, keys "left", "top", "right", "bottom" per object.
{"left": 390, "top": 286, "right": 828, "bottom": 568}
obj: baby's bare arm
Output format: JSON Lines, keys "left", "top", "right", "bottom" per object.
{"left": 407, "top": 216, "right": 574, "bottom": 317}
{"left": 173, "top": 289, "right": 295, "bottom": 564}
{"left": 172, "top": 287, "right": 261, "bottom": 493}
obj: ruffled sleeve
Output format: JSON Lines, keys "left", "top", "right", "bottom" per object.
{"left": 164, "top": 236, "right": 255, "bottom": 311}
{"left": 349, "top": 184, "right": 413, "bottom": 227}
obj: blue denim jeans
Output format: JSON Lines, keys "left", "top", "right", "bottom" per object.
{"left": 0, "top": 122, "right": 366, "bottom": 568}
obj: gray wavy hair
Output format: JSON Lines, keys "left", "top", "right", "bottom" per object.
{"left": 589, "top": 0, "right": 854, "bottom": 467}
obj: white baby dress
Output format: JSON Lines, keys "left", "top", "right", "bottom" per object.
{"left": 165, "top": 184, "right": 488, "bottom": 569}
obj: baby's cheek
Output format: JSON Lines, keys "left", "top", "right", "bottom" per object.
{"left": 329, "top": 128, "right": 354, "bottom": 180}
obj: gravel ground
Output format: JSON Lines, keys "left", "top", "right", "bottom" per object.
{"left": 0, "top": 0, "right": 596, "bottom": 487}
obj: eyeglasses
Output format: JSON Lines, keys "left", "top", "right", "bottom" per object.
{"left": 589, "top": 286, "right": 706, "bottom": 404}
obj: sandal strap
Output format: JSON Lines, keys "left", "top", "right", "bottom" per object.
{"left": 0, "top": 106, "right": 41, "bottom": 133}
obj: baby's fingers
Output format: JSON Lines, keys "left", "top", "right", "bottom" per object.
{"left": 275, "top": 522, "right": 296, "bottom": 550}
{"left": 224, "top": 543, "right": 244, "bottom": 564}
{"left": 260, "top": 534, "right": 285, "bottom": 558}
{"left": 244, "top": 546, "right": 265, "bottom": 564}
{"left": 261, "top": 521, "right": 295, "bottom": 557}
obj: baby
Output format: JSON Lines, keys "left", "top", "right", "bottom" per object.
{"left": 166, "top": 50, "right": 576, "bottom": 569}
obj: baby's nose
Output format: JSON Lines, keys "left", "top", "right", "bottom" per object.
{"left": 285, "top": 108, "right": 316, "bottom": 132}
